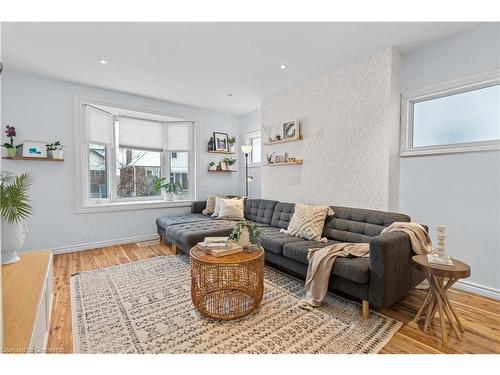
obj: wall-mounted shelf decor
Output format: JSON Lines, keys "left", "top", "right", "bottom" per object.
{"left": 264, "top": 160, "right": 303, "bottom": 166}
{"left": 2, "top": 156, "right": 64, "bottom": 162}
{"left": 208, "top": 150, "right": 236, "bottom": 155}
{"left": 263, "top": 135, "right": 303, "bottom": 145}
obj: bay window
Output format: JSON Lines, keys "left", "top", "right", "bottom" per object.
{"left": 76, "top": 98, "right": 196, "bottom": 212}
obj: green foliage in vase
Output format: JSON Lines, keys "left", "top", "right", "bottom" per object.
{"left": 223, "top": 157, "right": 237, "bottom": 166}
{"left": 229, "top": 220, "right": 263, "bottom": 245}
{"left": 0, "top": 172, "right": 34, "bottom": 224}
{"left": 153, "top": 178, "right": 183, "bottom": 194}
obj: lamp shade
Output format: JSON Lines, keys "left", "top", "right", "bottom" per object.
{"left": 241, "top": 145, "right": 253, "bottom": 154}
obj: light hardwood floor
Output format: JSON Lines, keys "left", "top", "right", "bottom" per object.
{"left": 47, "top": 243, "right": 500, "bottom": 354}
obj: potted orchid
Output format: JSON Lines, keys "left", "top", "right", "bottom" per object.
{"left": 46, "top": 141, "right": 64, "bottom": 160}
{"left": 2, "top": 125, "right": 17, "bottom": 158}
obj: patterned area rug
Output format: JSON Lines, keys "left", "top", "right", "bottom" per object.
{"left": 71, "top": 255, "right": 402, "bottom": 354}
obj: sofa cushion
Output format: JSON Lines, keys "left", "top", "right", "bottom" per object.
{"left": 282, "top": 240, "right": 371, "bottom": 284}
{"left": 259, "top": 226, "right": 304, "bottom": 255}
{"left": 156, "top": 214, "right": 213, "bottom": 230}
{"left": 285, "top": 203, "right": 334, "bottom": 241}
{"left": 270, "top": 202, "right": 295, "bottom": 229}
{"left": 244, "top": 199, "right": 279, "bottom": 225}
{"left": 164, "top": 220, "right": 236, "bottom": 249}
{"left": 323, "top": 206, "right": 411, "bottom": 243}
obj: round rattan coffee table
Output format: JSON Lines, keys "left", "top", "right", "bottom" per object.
{"left": 190, "top": 245, "right": 264, "bottom": 321}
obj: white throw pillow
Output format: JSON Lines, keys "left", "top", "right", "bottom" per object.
{"left": 285, "top": 203, "right": 334, "bottom": 242}
{"left": 211, "top": 197, "right": 225, "bottom": 218}
{"left": 218, "top": 198, "right": 245, "bottom": 220}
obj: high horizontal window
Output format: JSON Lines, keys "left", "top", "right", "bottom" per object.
{"left": 76, "top": 98, "right": 196, "bottom": 211}
{"left": 402, "top": 74, "right": 500, "bottom": 156}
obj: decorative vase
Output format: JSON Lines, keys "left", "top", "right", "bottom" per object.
{"left": 166, "top": 192, "right": 175, "bottom": 201}
{"left": 209, "top": 165, "right": 216, "bottom": 171}
{"left": 1, "top": 221, "right": 29, "bottom": 265}
{"left": 7, "top": 148, "right": 16, "bottom": 158}
{"left": 239, "top": 227, "right": 251, "bottom": 248}
{"left": 229, "top": 145, "right": 235, "bottom": 153}
{"left": 52, "top": 149, "right": 63, "bottom": 160}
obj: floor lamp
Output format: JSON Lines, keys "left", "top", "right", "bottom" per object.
{"left": 241, "top": 145, "right": 253, "bottom": 197}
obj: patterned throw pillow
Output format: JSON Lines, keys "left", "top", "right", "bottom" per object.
{"left": 202, "top": 195, "right": 219, "bottom": 215}
{"left": 286, "top": 203, "right": 334, "bottom": 242}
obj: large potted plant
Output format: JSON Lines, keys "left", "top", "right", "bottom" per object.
{"left": 154, "top": 178, "right": 183, "bottom": 200}
{"left": 0, "top": 172, "right": 34, "bottom": 264}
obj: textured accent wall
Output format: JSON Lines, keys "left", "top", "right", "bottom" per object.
{"left": 261, "top": 48, "right": 402, "bottom": 210}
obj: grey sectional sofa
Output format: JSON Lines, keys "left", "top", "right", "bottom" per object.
{"left": 156, "top": 198, "right": 426, "bottom": 315}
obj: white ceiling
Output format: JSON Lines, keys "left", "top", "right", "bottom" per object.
{"left": 2, "top": 22, "right": 476, "bottom": 115}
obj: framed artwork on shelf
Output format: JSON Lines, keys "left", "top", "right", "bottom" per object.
{"left": 21, "top": 141, "right": 48, "bottom": 158}
{"left": 220, "top": 161, "right": 228, "bottom": 171}
{"left": 283, "top": 120, "right": 300, "bottom": 140}
{"left": 213, "top": 132, "right": 229, "bottom": 152}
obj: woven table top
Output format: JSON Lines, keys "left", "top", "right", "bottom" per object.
{"left": 190, "top": 245, "right": 264, "bottom": 264}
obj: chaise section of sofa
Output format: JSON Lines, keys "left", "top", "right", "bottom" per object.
{"left": 156, "top": 197, "right": 427, "bottom": 314}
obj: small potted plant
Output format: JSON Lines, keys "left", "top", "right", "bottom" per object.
{"left": 229, "top": 220, "right": 263, "bottom": 248}
{"left": 208, "top": 161, "right": 217, "bottom": 171}
{"left": 227, "top": 136, "right": 236, "bottom": 153}
{"left": 262, "top": 124, "right": 274, "bottom": 142}
{"left": 154, "top": 178, "right": 183, "bottom": 200}
{"left": 223, "top": 157, "right": 237, "bottom": 171}
{"left": 2, "top": 125, "right": 17, "bottom": 158}
{"left": 265, "top": 152, "right": 275, "bottom": 164}
{"left": 46, "top": 141, "right": 64, "bottom": 160}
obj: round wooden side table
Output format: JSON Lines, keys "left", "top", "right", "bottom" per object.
{"left": 190, "top": 245, "right": 264, "bottom": 321}
{"left": 412, "top": 254, "right": 471, "bottom": 344}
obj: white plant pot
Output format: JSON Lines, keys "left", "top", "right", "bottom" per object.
{"left": 166, "top": 192, "right": 175, "bottom": 201}
{"left": 1, "top": 221, "right": 29, "bottom": 265}
{"left": 229, "top": 145, "right": 235, "bottom": 153}
{"left": 209, "top": 166, "right": 217, "bottom": 171}
{"left": 52, "top": 149, "right": 63, "bottom": 160}
{"left": 238, "top": 227, "right": 251, "bottom": 248}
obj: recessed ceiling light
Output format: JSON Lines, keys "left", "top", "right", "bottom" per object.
{"left": 280, "top": 64, "right": 288, "bottom": 70}
{"left": 98, "top": 59, "right": 109, "bottom": 65}
{"left": 227, "top": 93, "right": 233, "bottom": 97}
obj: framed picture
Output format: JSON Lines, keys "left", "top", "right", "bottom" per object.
{"left": 220, "top": 161, "right": 228, "bottom": 170}
{"left": 283, "top": 120, "right": 300, "bottom": 140}
{"left": 22, "top": 141, "right": 47, "bottom": 158}
{"left": 213, "top": 132, "right": 229, "bottom": 152}
{"left": 274, "top": 153, "right": 287, "bottom": 163}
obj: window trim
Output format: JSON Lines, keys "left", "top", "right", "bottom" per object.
{"left": 74, "top": 96, "right": 199, "bottom": 213}
{"left": 401, "top": 70, "right": 500, "bottom": 157}
{"left": 245, "top": 130, "right": 262, "bottom": 166}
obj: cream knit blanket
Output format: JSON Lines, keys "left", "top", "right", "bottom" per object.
{"left": 298, "top": 222, "right": 432, "bottom": 310}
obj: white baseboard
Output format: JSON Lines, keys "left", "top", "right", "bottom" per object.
{"left": 51, "top": 234, "right": 159, "bottom": 254}
{"left": 454, "top": 280, "right": 500, "bottom": 300}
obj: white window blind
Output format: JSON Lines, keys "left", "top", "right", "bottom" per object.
{"left": 118, "top": 116, "right": 164, "bottom": 150}
{"left": 86, "top": 105, "right": 114, "bottom": 145}
{"left": 165, "top": 122, "right": 192, "bottom": 151}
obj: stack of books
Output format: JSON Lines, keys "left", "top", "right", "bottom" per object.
{"left": 198, "top": 237, "right": 243, "bottom": 257}
{"left": 427, "top": 253, "right": 454, "bottom": 267}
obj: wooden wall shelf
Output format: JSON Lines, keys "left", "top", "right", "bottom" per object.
{"left": 208, "top": 170, "right": 237, "bottom": 173}
{"left": 263, "top": 135, "right": 303, "bottom": 145}
{"left": 3, "top": 156, "right": 64, "bottom": 162}
{"left": 208, "top": 150, "right": 236, "bottom": 155}
{"left": 264, "top": 160, "right": 303, "bottom": 166}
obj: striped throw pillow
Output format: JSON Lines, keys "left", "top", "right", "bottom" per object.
{"left": 286, "top": 204, "right": 334, "bottom": 241}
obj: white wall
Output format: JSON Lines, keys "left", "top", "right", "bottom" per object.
{"left": 238, "top": 109, "right": 261, "bottom": 198}
{"left": 261, "top": 48, "right": 402, "bottom": 210}
{"left": 400, "top": 23, "right": 500, "bottom": 293}
{"left": 1, "top": 71, "right": 240, "bottom": 252}
{"left": 0, "top": 22, "right": 4, "bottom": 350}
